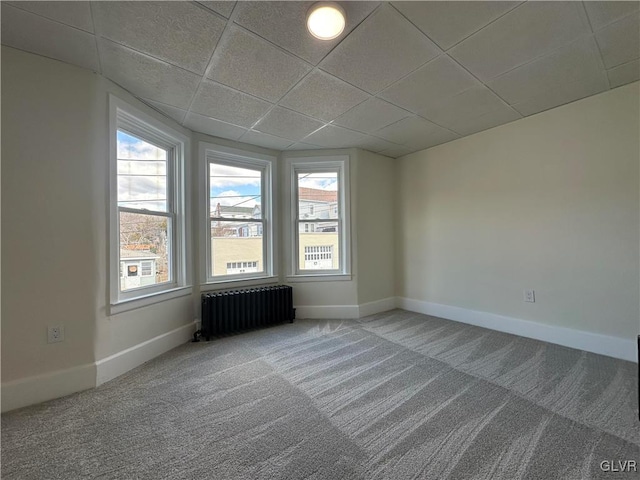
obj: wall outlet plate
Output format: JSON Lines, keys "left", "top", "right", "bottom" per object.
{"left": 47, "top": 325, "right": 65, "bottom": 343}
{"left": 524, "top": 289, "right": 535, "bottom": 303}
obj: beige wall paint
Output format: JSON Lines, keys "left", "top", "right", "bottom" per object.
{"left": 396, "top": 82, "right": 640, "bottom": 339}
{"left": 1, "top": 47, "right": 195, "bottom": 386}
{"left": 356, "top": 150, "right": 396, "bottom": 305}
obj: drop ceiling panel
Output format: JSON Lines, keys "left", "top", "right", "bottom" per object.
{"left": 375, "top": 116, "right": 449, "bottom": 145}
{"left": 596, "top": 13, "right": 640, "bottom": 69}
{"left": 234, "top": 1, "right": 379, "bottom": 65}
{"left": 99, "top": 39, "right": 200, "bottom": 109}
{"left": 5, "top": 1, "right": 94, "bottom": 32}
{"left": 208, "top": 25, "right": 311, "bottom": 102}
{"left": 378, "top": 145, "right": 412, "bottom": 158}
{"left": 356, "top": 136, "right": 402, "bottom": 153}
{"left": 278, "top": 70, "right": 369, "bottom": 122}
{"left": 513, "top": 74, "right": 609, "bottom": 117}
{"left": 183, "top": 113, "right": 247, "bottom": 141}
{"left": 607, "top": 59, "right": 640, "bottom": 88}
{"left": 584, "top": 1, "right": 639, "bottom": 30}
{"left": 239, "top": 130, "right": 294, "bottom": 150}
{"left": 190, "top": 80, "right": 272, "bottom": 128}
{"left": 1, "top": 4, "right": 99, "bottom": 72}
{"left": 334, "top": 98, "right": 412, "bottom": 133}
{"left": 320, "top": 4, "right": 441, "bottom": 93}
{"left": 420, "top": 85, "right": 508, "bottom": 129}
{"left": 449, "top": 2, "right": 591, "bottom": 81}
{"left": 447, "top": 104, "right": 522, "bottom": 137}
{"left": 303, "top": 124, "right": 373, "bottom": 148}
{"left": 405, "top": 125, "right": 460, "bottom": 151}
{"left": 379, "top": 55, "right": 478, "bottom": 115}
{"left": 93, "top": 2, "right": 225, "bottom": 75}
{"left": 254, "top": 107, "right": 324, "bottom": 141}
{"left": 488, "top": 37, "right": 605, "bottom": 105}
{"left": 286, "top": 143, "right": 326, "bottom": 151}
{"left": 392, "top": 1, "right": 520, "bottom": 51}
{"left": 197, "top": 1, "right": 237, "bottom": 18}
{"left": 143, "top": 99, "right": 187, "bottom": 124}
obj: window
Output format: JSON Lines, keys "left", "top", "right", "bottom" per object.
{"left": 286, "top": 155, "right": 350, "bottom": 278}
{"left": 110, "top": 96, "right": 190, "bottom": 310}
{"left": 201, "top": 143, "right": 275, "bottom": 283}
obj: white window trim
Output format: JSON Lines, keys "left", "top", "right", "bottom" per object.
{"left": 109, "top": 95, "right": 191, "bottom": 313}
{"left": 283, "top": 155, "right": 351, "bottom": 281}
{"left": 199, "top": 141, "right": 277, "bottom": 285}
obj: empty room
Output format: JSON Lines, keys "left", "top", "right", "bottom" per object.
{"left": 1, "top": 1, "right": 639, "bottom": 478}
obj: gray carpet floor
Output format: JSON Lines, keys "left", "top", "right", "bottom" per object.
{"left": 2, "top": 309, "right": 639, "bottom": 479}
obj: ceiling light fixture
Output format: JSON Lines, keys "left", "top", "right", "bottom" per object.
{"left": 306, "top": 2, "right": 346, "bottom": 41}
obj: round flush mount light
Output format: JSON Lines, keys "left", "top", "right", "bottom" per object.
{"left": 306, "top": 2, "right": 346, "bottom": 40}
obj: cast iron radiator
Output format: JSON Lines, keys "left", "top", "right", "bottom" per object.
{"left": 201, "top": 285, "right": 294, "bottom": 340}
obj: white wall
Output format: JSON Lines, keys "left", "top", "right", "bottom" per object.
{"left": 1, "top": 47, "right": 195, "bottom": 410}
{"left": 356, "top": 150, "right": 396, "bottom": 308}
{"left": 396, "top": 83, "right": 639, "bottom": 347}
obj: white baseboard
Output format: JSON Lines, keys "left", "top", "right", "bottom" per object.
{"left": 295, "top": 305, "right": 360, "bottom": 319}
{"left": 358, "top": 297, "right": 398, "bottom": 318}
{"left": 96, "top": 321, "right": 196, "bottom": 385}
{"left": 397, "top": 298, "right": 637, "bottom": 362}
{"left": 1, "top": 363, "right": 96, "bottom": 413}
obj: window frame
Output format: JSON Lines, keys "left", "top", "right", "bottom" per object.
{"left": 200, "top": 142, "right": 277, "bottom": 286}
{"left": 285, "top": 155, "right": 351, "bottom": 281}
{"left": 109, "top": 95, "right": 191, "bottom": 313}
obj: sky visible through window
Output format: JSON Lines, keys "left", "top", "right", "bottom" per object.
{"left": 117, "top": 130, "right": 167, "bottom": 212}
{"left": 209, "top": 163, "right": 262, "bottom": 213}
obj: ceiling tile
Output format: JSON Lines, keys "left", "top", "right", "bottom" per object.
{"left": 405, "top": 126, "right": 460, "bottom": 151}
{"left": 254, "top": 107, "right": 324, "bottom": 141}
{"left": 488, "top": 37, "right": 604, "bottom": 105}
{"left": 379, "top": 55, "right": 478, "bottom": 115}
{"left": 234, "top": 1, "right": 380, "bottom": 65}
{"left": 421, "top": 85, "right": 508, "bottom": 129}
{"left": 286, "top": 143, "right": 326, "bottom": 151}
{"left": 375, "top": 116, "right": 450, "bottom": 145}
{"left": 197, "top": 1, "right": 236, "bottom": 18}
{"left": 607, "top": 59, "right": 640, "bottom": 88}
{"left": 1, "top": 4, "right": 99, "bottom": 72}
{"left": 93, "top": 2, "right": 224, "bottom": 75}
{"left": 6, "top": 1, "right": 94, "bottom": 32}
{"left": 319, "top": 4, "right": 441, "bottom": 94}
{"left": 143, "top": 99, "right": 187, "bottom": 124}
{"left": 302, "top": 124, "right": 372, "bottom": 148}
{"left": 208, "top": 25, "right": 311, "bottom": 102}
{"left": 334, "top": 98, "right": 411, "bottom": 133}
{"left": 238, "top": 130, "right": 294, "bottom": 150}
{"left": 447, "top": 104, "right": 522, "bottom": 137}
{"left": 513, "top": 75, "right": 609, "bottom": 117}
{"left": 378, "top": 145, "right": 413, "bottom": 158}
{"left": 596, "top": 13, "right": 640, "bottom": 69}
{"left": 190, "top": 80, "right": 272, "bottom": 128}
{"left": 584, "top": 1, "right": 639, "bottom": 30}
{"left": 449, "top": 2, "right": 591, "bottom": 81}
{"left": 278, "top": 70, "right": 369, "bottom": 122}
{"left": 98, "top": 39, "right": 200, "bottom": 109}
{"left": 357, "top": 136, "right": 402, "bottom": 153}
{"left": 184, "top": 113, "right": 247, "bottom": 141}
{"left": 392, "top": 1, "right": 520, "bottom": 50}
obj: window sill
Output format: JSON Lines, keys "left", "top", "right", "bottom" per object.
{"left": 285, "top": 274, "right": 352, "bottom": 283}
{"left": 201, "top": 276, "right": 280, "bottom": 292}
{"left": 110, "top": 286, "right": 193, "bottom": 315}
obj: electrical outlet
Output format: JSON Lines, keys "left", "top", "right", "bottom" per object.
{"left": 524, "top": 289, "right": 535, "bottom": 303}
{"left": 47, "top": 325, "right": 65, "bottom": 343}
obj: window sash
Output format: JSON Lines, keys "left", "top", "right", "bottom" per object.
{"left": 206, "top": 155, "right": 271, "bottom": 282}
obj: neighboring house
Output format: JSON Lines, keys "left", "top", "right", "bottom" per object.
{"left": 119, "top": 249, "right": 159, "bottom": 290}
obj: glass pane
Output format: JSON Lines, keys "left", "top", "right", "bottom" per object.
{"left": 210, "top": 163, "right": 262, "bottom": 219}
{"left": 211, "top": 220, "right": 264, "bottom": 277}
{"left": 297, "top": 172, "right": 338, "bottom": 220}
{"left": 298, "top": 221, "right": 339, "bottom": 270}
{"left": 119, "top": 211, "right": 170, "bottom": 291}
{"left": 117, "top": 130, "right": 168, "bottom": 211}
